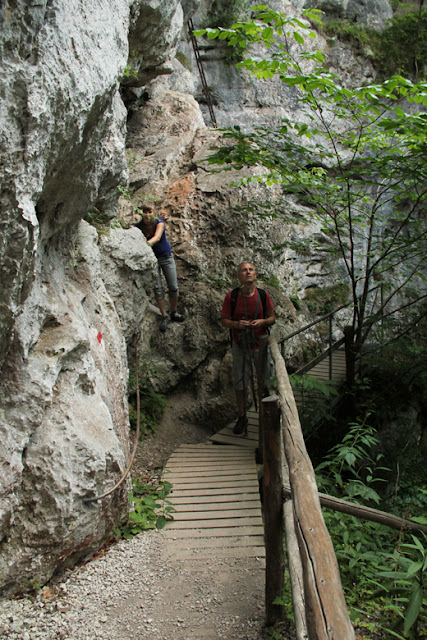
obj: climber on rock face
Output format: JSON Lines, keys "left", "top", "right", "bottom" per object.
{"left": 220, "top": 261, "right": 275, "bottom": 435}
{"left": 134, "top": 204, "right": 186, "bottom": 332}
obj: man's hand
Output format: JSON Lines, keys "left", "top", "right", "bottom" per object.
{"left": 250, "top": 318, "right": 268, "bottom": 328}
{"left": 236, "top": 319, "right": 252, "bottom": 329}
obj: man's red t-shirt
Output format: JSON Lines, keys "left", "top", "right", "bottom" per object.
{"left": 221, "top": 288, "right": 274, "bottom": 348}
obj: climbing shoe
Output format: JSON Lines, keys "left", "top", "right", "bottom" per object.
{"left": 170, "top": 310, "right": 186, "bottom": 322}
{"left": 159, "top": 315, "right": 170, "bottom": 332}
{"left": 233, "top": 414, "right": 248, "bottom": 436}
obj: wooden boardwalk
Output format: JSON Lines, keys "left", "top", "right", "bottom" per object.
{"left": 163, "top": 430, "right": 264, "bottom": 564}
{"left": 163, "top": 350, "right": 346, "bottom": 565}
{"left": 209, "top": 408, "right": 259, "bottom": 447}
{"left": 307, "top": 349, "right": 347, "bottom": 384}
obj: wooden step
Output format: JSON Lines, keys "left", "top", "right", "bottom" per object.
{"left": 162, "top": 443, "right": 264, "bottom": 562}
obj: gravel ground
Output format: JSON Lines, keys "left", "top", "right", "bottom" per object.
{"left": 0, "top": 395, "right": 285, "bottom": 640}
{"left": 0, "top": 531, "right": 268, "bottom": 640}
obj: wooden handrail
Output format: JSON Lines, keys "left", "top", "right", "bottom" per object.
{"left": 292, "top": 336, "right": 345, "bottom": 377}
{"left": 282, "top": 483, "right": 427, "bottom": 534}
{"left": 279, "top": 285, "right": 381, "bottom": 346}
{"left": 269, "top": 337, "right": 355, "bottom": 639}
{"left": 262, "top": 396, "right": 285, "bottom": 626}
{"left": 281, "top": 449, "right": 308, "bottom": 640}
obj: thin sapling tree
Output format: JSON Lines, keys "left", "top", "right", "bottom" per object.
{"left": 195, "top": 5, "right": 427, "bottom": 387}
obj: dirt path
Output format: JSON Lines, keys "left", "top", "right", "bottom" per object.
{"left": 1, "top": 394, "right": 293, "bottom": 640}
{"left": 131, "top": 395, "right": 268, "bottom": 639}
{"left": 118, "top": 545, "right": 266, "bottom": 640}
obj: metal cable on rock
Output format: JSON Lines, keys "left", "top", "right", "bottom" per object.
{"left": 83, "top": 345, "right": 141, "bottom": 504}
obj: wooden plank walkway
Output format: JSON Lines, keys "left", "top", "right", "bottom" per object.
{"left": 162, "top": 350, "right": 346, "bottom": 566}
{"left": 209, "top": 409, "right": 259, "bottom": 447}
{"left": 307, "top": 349, "right": 347, "bottom": 384}
{"left": 163, "top": 437, "right": 264, "bottom": 564}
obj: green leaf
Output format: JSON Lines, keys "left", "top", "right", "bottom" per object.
{"left": 377, "top": 570, "right": 409, "bottom": 580}
{"left": 406, "top": 561, "right": 423, "bottom": 577}
{"left": 129, "top": 511, "right": 147, "bottom": 524}
{"left": 404, "top": 586, "right": 423, "bottom": 635}
{"left": 156, "top": 515, "right": 167, "bottom": 529}
{"left": 411, "top": 535, "right": 424, "bottom": 552}
{"left": 344, "top": 452, "right": 357, "bottom": 466}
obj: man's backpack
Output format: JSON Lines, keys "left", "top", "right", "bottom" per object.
{"left": 229, "top": 287, "right": 269, "bottom": 345}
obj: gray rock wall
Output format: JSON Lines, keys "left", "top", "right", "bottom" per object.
{"left": 0, "top": 0, "right": 187, "bottom": 594}
{"left": 0, "top": 0, "right": 394, "bottom": 594}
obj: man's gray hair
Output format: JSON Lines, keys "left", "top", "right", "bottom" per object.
{"left": 237, "top": 261, "right": 255, "bottom": 273}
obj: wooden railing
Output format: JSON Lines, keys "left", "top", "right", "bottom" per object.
{"left": 278, "top": 285, "right": 382, "bottom": 382}
{"left": 257, "top": 335, "right": 426, "bottom": 638}
{"left": 262, "top": 335, "right": 355, "bottom": 638}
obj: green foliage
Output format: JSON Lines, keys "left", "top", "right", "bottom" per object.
{"left": 205, "top": 0, "right": 250, "bottom": 29}
{"left": 85, "top": 208, "right": 113, "bottom": 227}
{"left": 292, "top": 373, "right": 338, "bottom": 399}
{"left": 118, "top": 183, "right": 159, "bottom": 220}
{"left": 321, "top": 20, "right": 373, "bottom": 51}
{"left": 210, "top": 275, "right": 232, "bottom": 289}
{"left": 197, "top": 4, "right": 427, "bottom": 386}
{"left": 374, "top": 10, "right": 427, "bottom": 80}
{"left": 287, "top": 237, "right": 312, "bottom": 256}
{"left": 318, "top": 7, "right": 427, "bottom": 80}
{"left": 373, "top": 535, "right": 427, "bottom": 637}
{"left": 126, "top": 151, "right": 144, "bottom": 170}
{"left": 304, "top": 283, "right": 350, "bottom": 316}
{"left": 357, "top": 312, "right": 427, "bottom": 486}
{"left": 290, "top": 373, "right": 338, "bottom": 438}
{"left": 195, "top": 6, "right": 322, "bottom": 56}
{"left": 289, "top": 293, "right": 301, "bottom": 310}
{"left": 393, "top": 483, "right": 427, "bottom": 526}
{"left": 122, "top": 64, "right": 138, "bottom": 80}
{"left": 84, "top": 208, "right": 124, "bottom": 236}
{"left": 262, "top": 273, "right": 281, "bottom": 290}
{"left": 316, "top": 413, "right": 390, "bottom": 503}
{"left": 272, "top": 568, "right": 294, "bottom": 620}
{"left": 115, "top": 478, "right": 175, "bottom": 538}
{"left": 128, "top": 356, "right": 167, "bottom": 436}
{"left": 117, "top": 184, "right": 134, "bottom": 201}
{"left": 315, "top": 415, "right": 427, "bottom": 637}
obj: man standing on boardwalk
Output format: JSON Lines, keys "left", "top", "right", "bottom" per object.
{"left": 220, "top": 262, "right": 275, "bottom": 435}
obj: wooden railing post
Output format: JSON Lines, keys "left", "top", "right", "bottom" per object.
{"left": 262, "top": 394, "right": 285, "bottom": 626}
{"left": 257, "top": 334, "right": 269, "bottom": 464}
{"left": 269, "top": 337, "right": 355, "bottom": 640}
{"left": 282, "top": 453, "right": 308, "bottom": 640}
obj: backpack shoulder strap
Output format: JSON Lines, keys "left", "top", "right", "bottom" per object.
{"left": 256, "top": 288, "right": 271, "bottom": 334}
{"left": 230, "top": 287, "right": 240, "bottom": 318}
{"left": 229, "top": 288, "right": 240, "bottom": 346}
{"left": 256, "top": 288, "right": 267, "bottom": 316}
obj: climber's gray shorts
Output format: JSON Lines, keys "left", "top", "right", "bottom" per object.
{"left": 154, "top": 253, "right": 179, "bottom": 300}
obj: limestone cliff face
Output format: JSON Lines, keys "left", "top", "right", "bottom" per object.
{"left": 120, "top": 0, "right": 383, "bottom": 410}
{"left": 0, "top": 0, "right": 392, "bottom": 593}
{"left": 0, "top": 0, "right": 184, "bottom": 594}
